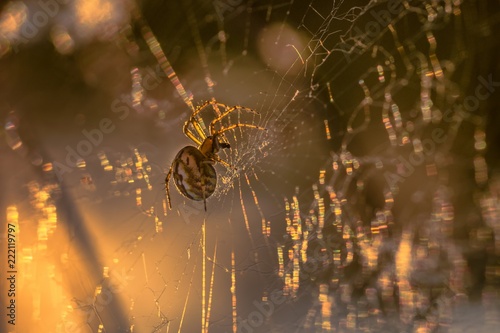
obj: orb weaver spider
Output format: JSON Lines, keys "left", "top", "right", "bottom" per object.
{"left": 165, "top": 99, "right": 266, "bottom": 211}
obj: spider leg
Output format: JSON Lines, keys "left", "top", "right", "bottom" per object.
{"left": 209, "top": 104, "right": 260, "bottom": 135}
{"left": 190, "top": 100, "right": 213, "bottom": 135}
{"left": 210, "top": 100, "right": 223, "bottom": 117}
{"left": 183, "top": 125, "right": 203, "bottom": 146}
{"left": 183, "top": 116, "right": 207, "bottom": 145}
{"left": 165, "top": 167, "right": 173, "bottom": 209}
{"left": 188, "top": 115, "right": 208, "bottom": 138}
{"left": 211, "top": 155, "right": 237, "bottom": 170}
{"left": 214, "top": 123, "right": 267, "bottom": 136}
{"left": 183, "top": 100, "right": 214, "bottom": 145}
{"left": 190, "top": 99, "right": 212, "bottom": 118}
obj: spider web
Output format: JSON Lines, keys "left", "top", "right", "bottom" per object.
{"left": 1, "top": 0, "right": 499, "bottom": 332}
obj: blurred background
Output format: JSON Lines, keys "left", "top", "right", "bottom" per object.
{"left": 0, "top": 0, "right": 499, "bottom": 332}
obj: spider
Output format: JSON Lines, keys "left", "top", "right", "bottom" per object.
{"left": 165, "top": 99, "right": 266, "bottom": 211}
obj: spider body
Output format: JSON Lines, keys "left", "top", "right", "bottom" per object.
{"left": 172, "top": 145, "right": 218, "bottom": 202}
{"left": 165, "top": 99, "right": 265, "bottom": 211}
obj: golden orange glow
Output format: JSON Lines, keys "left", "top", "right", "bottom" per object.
{"left": 231, "top": 251, "right": 237, "bottom": 333}
{"left": 0, "top": 1, "right": 27, "bottom": 38}
{"left": 319, "top": 284, "right": 332, "bottom": 330}
{"left": 7, "top": 184, "right": 84, "bottom": 332}
{"left": 2, "top": 1, "right": 499, "bottom": 332}
{"left": 51, "top": 25, "right": 75, "bottom": 55}
{"left": 75, "top": 0, "right": 114, "bottom": 28}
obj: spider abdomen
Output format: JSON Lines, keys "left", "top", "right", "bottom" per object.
{"left": 172, "top": 146, "right": 217, "bottom": 201}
